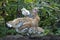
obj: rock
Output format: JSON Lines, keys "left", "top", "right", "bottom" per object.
{"left": 0, "top": 35, "right": 60, "bottom": 40}
{"left": 2, "top": 35, "right": 28, "bottom": 40}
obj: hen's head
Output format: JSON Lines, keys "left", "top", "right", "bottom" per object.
{"left": 32, "top": 7, "right": 39, "bottom": 16}
{"left": 32, "top": 7, "right": 39, "bottom": 13}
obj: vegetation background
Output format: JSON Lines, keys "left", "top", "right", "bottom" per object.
{"left": 0, "top": 0, "right": 60, "bottom": 37}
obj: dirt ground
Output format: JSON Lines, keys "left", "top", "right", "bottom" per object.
{"left": 0, "top": 35, "right": 60, "bottom": 40}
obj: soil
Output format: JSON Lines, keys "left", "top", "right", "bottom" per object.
{"left": 0, "top": 35, "right": 60, "bottom": 40}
